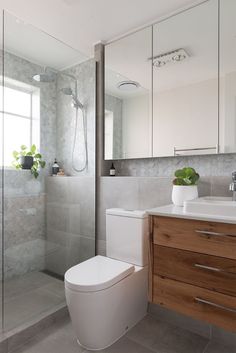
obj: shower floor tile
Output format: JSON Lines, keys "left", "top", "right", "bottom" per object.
{"left": 2, "top": 271, "right": 65, "bottom": 332}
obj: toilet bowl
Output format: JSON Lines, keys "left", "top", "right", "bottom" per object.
{"left": 65, "top": 209, "right": 149, "bottom": 351}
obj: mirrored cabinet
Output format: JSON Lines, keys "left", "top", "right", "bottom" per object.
{"left": 153, "top": 0, "right": 218, "bottom": 157}
{"left": 105, "top": 27, "right": 152, "bottom": 159}
{"left": 219, "top": 0, "right": 236, "bottom": 153}
{"left": 104, "top": 0, "right": 236, "bottom": 160}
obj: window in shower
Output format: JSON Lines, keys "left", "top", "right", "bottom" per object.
{"left": 0, "top": 79, "right": 40, "bottom": 166}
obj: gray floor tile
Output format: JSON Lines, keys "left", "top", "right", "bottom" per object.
{"left": 11, "top": 314, "right": 212, "bottom": 353}
{"left": 42, "top": 280, "right": 66, "bottom": 300}
{"left": 3, "top": 271, "right": 65, "bottom": 331}
{"left": 148, "top": 304, "right": 211, "bottom": 339}
{"left": 4, "top": 271, "right": 64, "bottom": 302}
{"left": 12, "top": 319, "right": 83, "bottom": 353}
{"left": 211, "top": 325, "right": 236, "bottom": 350}
{"left": 204, "top": 341, "right": 236, "bottom": 353}
{"left": 85, "top": 336, "right": 155, "bottom": 353}
{"left": 0, "top": 339, "right": 7, "bottom": 353}
{"left": 126, "top": 315, "right": 209, "bottom": 353}
{"left": 5, "top": 287, "right": 64, "bottom": 331}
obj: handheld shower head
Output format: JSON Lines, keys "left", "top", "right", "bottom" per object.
{"left": 61, "top": 87, "right": 83, "bottom": 109}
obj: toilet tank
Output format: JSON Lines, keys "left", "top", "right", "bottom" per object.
{"left": 106, "top": 208, "right": 149, "bottom": 266}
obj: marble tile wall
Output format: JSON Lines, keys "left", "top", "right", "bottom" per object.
{"left": 103, "top": 153, "right": 236, "bottom": 177}
{"left": 56, "top": 59, "right": 95, "bottom": 176}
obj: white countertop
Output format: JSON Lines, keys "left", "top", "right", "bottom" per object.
{"left": 147, "top": 204, "right": 236, "bottom": 224}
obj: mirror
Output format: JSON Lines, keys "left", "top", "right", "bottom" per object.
{"left": 104, "top": 0, "right": 236, "bottom": 160}
{"left": 105, "top": 27, "right": 152, "bottom": 159}
{"left": 153, "top": 0, "right": 218, "bottom": 157}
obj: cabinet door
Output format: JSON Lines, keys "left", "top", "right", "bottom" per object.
{"left": 153, "top": 216, "right": 236, "bottom": 260}
{"left": 154, "top": 245, "right": 236, "bottom": 297}
{"left": 153, "top": 275, "right": 236, "bottom": 333}
{"left": 153, "top": 0, "right": 218, "bottom": 157}
{"left": 219, "top": 0, "right": 236, "bottom": 153}
{"left": 105, "top": 27, "right": 152, "bottom": 160}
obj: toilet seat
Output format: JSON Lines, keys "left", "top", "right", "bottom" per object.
{"left": 65, "top": 255, "right": 134, "bottom": 292}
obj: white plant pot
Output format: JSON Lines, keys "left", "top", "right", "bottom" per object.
{"left": 172, "top": 185, "right": 198, "bottom": 207}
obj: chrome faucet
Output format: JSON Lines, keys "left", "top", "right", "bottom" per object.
{"left": 229, "top": 172, "right": 236, "bottom": 201}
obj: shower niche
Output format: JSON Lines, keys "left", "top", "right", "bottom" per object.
{"left": 0, "top": 10, "right": 95, "bottom": 334}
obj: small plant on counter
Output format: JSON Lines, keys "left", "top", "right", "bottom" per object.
{"left": 172, "top": 167, "right": 199, "bottom": 206}
{"left": 173, "top": 167, "right": 200, "bottom": 186}
{"left": 12, "top": 144, "right": 46, "bottom": 179}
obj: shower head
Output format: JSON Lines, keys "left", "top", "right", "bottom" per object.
{"left": 32, "top": 72, "right": 56, "bottom": 83}
{"left": 32, "top": 67, "right": 57, "bottom": 83}
{"left": 61, "top": 87, "right": 83, "bottom": 109}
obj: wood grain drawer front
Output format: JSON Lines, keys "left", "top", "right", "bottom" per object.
{"left": 153, "top": 275, "right": 236, "bottom": 332}
{"left": 154, "top": 246, "right": 236, "bottom": 297}
{"left": 153, "top": 216, "right": 236, "bottom": 260}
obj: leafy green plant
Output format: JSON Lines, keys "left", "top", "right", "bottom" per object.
{"left": 173, "top": 167, "right": 199, "bottom": 186}
{"left": 12, "top": 144, "right": 46, "bottom": 179}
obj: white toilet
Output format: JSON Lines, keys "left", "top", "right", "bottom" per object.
{"left": 65, "top": 208, "right": 149, "bottom": 351}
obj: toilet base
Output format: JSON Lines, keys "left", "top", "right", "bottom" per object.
{"left": 66, "top": 265, "right": 148, "bottom": 351}
{"left": 76, "top": 311, "right": 145, "bottom": 351}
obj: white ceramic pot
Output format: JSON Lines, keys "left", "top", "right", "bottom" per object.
{"left": 172, "top": 185, "right": 198, "bottom": 207}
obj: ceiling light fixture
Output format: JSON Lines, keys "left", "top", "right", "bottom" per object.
{"left": 153, "top": 60, "right": 166, "bottom": 68}
{"left": 152, "top": 48, "right": 189, "bottom": 68}
{"left": 117, "top": 80, "right": 140, "bottom": 91}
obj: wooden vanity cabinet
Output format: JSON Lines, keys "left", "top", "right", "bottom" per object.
{"left": 151, "top": 216, "right": 236, "bottom": 332}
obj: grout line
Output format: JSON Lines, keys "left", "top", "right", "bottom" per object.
{"left": 202, "top": 340, "right": 211, "bottom": 353}
{"left": 202, "top": 326, "right": 212, "bottom": 353}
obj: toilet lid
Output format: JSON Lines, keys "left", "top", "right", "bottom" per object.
{"left": 65, "top": 255, "right": 135, "bottom": 292}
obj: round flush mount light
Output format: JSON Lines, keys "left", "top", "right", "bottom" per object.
{"left": 117, "top": 80, "right": 140, "bottom": 91}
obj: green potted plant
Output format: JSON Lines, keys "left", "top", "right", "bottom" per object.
{"left": 13, "top": 144, "right": 46, "bottom": 178}
{"left": 172, "top": 167, "right": 200, "bottom": 206}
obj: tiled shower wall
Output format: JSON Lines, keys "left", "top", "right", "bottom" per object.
{"left": 45, "top": 58, "right": 96, "bottom": 276}
{"left": 45, "top": 176, "right": 95, "bottom": 276}
{"left": 56, "top": 59, "right": 95, "bottom": 176}
{"left": 1, "top": 51, "right": 57, "bottom": 278}
{"left": 0, "top": 52, "right": 96, "bottom": 278}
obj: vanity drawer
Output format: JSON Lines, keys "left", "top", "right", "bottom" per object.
{"left": 154, "top": 245, "right": 236, "bottom": 297}
{"left": 153, "top": 216, "right": 236, "bottom": 259}
{"left": 153, "top": 275, "right": 236, "bottom": 332}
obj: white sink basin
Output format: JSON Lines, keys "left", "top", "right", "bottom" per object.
{"left": 183, "top": 196, "right": 236, "bottom": 219}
